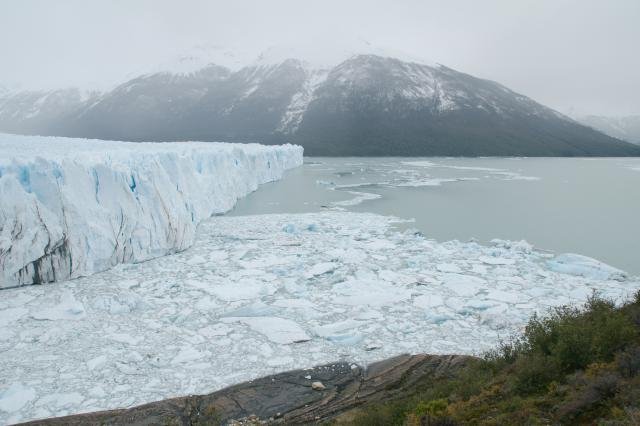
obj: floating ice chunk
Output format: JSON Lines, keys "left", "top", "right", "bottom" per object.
{"left": 401, "top": 160, "right": 437, "bottom": 168}
{"left": 172, "top": 346, "right": 206, "bottom": 364}
{"left": 441, "top": 273, "right": 487, "bottom": 297}
{"left": 91, "top": 292, "right": 144, "bottom": 314}
{"left": 437, "top": 263, "right": 463, "bottom": 273}
{"left": 266, "top": 356, "right": 295, "bottom": 367}
{"left": 425, "top": 312, "right": 454, "bottom": 325}
{"left": 546, "top": 254, "right": 627, "bottom": 281}
{"left": 198, "top": 324, "right": 232, "bottom": 338}
{"left": 485, "top": 289, "right": 523, "bottom": 304}
{"left": 378, "top": 270, "right": 415, "bottom": 285}
{"left": 313, "top": 320, "right": 363, "bottom": 345}
{"left": 86, "top": 355, "right": 108, "bottom": 371}
{"left": 364, "top": 239, "right": 396, "bottom": 251}
{"left": 30, "top": 291, "right": 85, "bottom": 321}
{"left": 332, "top": 191, "right": 381, "bottom": 207}
{"left": 88, "top": 386, "right": 107, "bottom": 398}
{"left": 185, "top": 255, "right": 207, "bottom": 266}
{"left": 116, "top": 279, "right": 139, "bottom": 290}
{"left": 326, "top": 333, "right": 363, "bottom": 345}
{"left": 445, "top": 297, "right": 469, "bottom": 313}
{"left": 355, "top": 309, "right": 384, "bottom": 320}
{"left": 492, "top": 171, "right": 540, "bottom": 181}
{"left": 194, "top": 296, "right": 220, "bottom": 311}
{"left": 413, "top": 294, "right": 445, "bottom": 309}
{"left": 0, "top": 383, "right": 36, "bottom": 413}
{"left": 0, "top": 307, "right": 28, "bottom": 327}
{"left": 207, "top": 279, "right": 276, "bottom": 301}
{"left": 108, "top": 333, "right": 142, "bottom": 345}
{"left": 313, "top": 319, "right": 360, "bottom": 338}
{"left": 35, "top": 393, "right": 83, "bottom": 409}
{"left": 479, "top": 256, "right": 515, "bottom": 266}
{"left": 332, "top": 280, "right": 411, "bottom": 307}
{"left": 232, "top": 317, "right": 311, "bottom": 344}
{"left": 327, "top": 247, "right": 368, "bottom": 264}
{"left": 222, "top": 302, "right": 278, "bottom": 317}
{"left": 305, "top": 262, "right": 337, "bottom": 278}
{"left": 272, "top": 298, "right": 317, "bottom": 309}
{"left": 568, "top": 286, "right": 595, "bottom": 300}
{"left": 282, "top": 223, "right": 297, "bottom": 234}
{"left": 490, "top": 239, "right": 533, "bottom": 253}
{"left": 464, "top": 299, "right": 497, "bottom": 311}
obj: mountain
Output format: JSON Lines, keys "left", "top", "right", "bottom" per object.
{"left": 575, "top": 115, "right": 640, "bottom": 145}
{"left": 0, "top": 88, "right": 99, "bottom": 135}
{"left": 1, "top": 52, "right": 639, "bottom": 156}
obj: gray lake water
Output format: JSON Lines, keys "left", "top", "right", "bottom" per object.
{"left": 230, "top": 157, "right": 640, "bottom": 276}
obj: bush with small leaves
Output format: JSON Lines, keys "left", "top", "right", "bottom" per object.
{"left": 616, "top": 345, "right": 640, "bottom": 378}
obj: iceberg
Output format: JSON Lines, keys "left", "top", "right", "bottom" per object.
{"left": 546, "top": 253, "right": 627, "bottom": 281}
{"left": 0, "top": 134, "right": 302, "bottom": 287}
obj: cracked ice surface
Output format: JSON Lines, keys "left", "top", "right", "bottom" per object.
{"left": 0, "top": 133, "right": 302, "bottom": 287}
{"left": 0, "top": 212, "right": 638, "bottom": 423}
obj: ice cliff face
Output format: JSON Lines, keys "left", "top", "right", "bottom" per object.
{"left": 0, "top": 134, "right": 303, "bottom": 288}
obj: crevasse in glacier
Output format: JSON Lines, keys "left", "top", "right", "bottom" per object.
{"left": 0, "top": 134, "right": 303, "bottom": 287}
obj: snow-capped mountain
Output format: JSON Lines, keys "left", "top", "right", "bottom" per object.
{"left": 576, "top": 115, "right": 640, "bottom": 145}
{"left": 1, "top": 50, "right": 638, "bottom": 156}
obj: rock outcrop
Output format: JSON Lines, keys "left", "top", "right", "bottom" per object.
{"left": 18, "top": 354, "right": 473, "bottom": 425}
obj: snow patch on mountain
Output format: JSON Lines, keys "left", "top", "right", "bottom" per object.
{"left": 277, "top": 68, "right": 329, "bottom": 134}
{"left": 0, "top": 134, "right": 303, "bottom": 287}
{"left": 253, "top": 40, "right": 436, "bottom": 70}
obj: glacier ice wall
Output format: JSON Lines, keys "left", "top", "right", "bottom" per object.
{"left": 0, "top": 134, "right": 303, "bottom": 288}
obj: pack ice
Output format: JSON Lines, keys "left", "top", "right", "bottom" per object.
{"left": 0, "top": 134, "right": 303, "bottom": 287}
{"left": 0, "top": 212, "right": 637, "bottom": 424}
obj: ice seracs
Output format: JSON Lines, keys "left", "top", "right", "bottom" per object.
{"left": 0, "top": 133, "right": 303, "bottom": 287}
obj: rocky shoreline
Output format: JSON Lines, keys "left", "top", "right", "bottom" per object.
{"left": 18, "top": 354, "right": 472, "bottom": 425}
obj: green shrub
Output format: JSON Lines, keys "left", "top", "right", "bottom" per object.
{"left": 517, "top": 295, "right": 636, "bottom": 375}
{"left": 512, "top": 353, "right": 560, "bottom": 395}
{"left": 342, "top": 293, "right": 640, "bottom": 425}
{"left": 616, "top": 345, "right": 640, "bottom": 378}
{"left": 414, "top": 399, "right": 448, "bottom": 417}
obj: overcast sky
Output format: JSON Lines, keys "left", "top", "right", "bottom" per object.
{"left": 1, "top": 0, "right": 639, "bottom": 115}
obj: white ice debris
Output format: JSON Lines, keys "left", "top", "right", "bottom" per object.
{"left": 231, "top": 317, "right": 311, "bottom": 344}
{"left": 400, "top": 161, "right": 540, "bottom": 181}
{"left": 0, "top": 211, "right": 637, "bottom": 424}
{"left": 546, "top": 253, "right": 627, "bottom": 281}
{"left": 0, "top": 133, "right": 302, "bottom": 287}
{"left": 0, "top": 383, "right": 36, "bottom": 413}
{"left": 331, "top": 191, "right": 382, "bottom": 207}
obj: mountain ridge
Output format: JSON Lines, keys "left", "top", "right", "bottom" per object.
{"left": 1, "top": 53, "right": 638, "bottom": 156}
{"left": 576, "top": 114, "right": 640, "bottom": 145}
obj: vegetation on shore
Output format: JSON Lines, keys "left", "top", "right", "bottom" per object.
{"left": 339, "top": 291, "right": 640, "bottom": 425}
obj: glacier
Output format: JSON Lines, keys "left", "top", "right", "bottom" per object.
{"left": 0, "top": 211, "right": 637, "bottom": 424}
{"left": 0, "top": 133, "right": 303, "bottom": 288}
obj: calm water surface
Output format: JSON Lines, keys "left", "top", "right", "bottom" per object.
{"left": 230, "top": 157, "right": 640, "bottom": 275}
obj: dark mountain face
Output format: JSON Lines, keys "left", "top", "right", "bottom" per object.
{"left": 293, "top": 56, "right": 638, "bottom": 156}
{"left": 1, "top": 55, "right": 639, "bottom": 156}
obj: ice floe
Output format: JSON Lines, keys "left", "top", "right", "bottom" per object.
{"left": 0, "top": 212, "right": 637, "bottom": 423}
